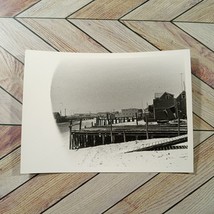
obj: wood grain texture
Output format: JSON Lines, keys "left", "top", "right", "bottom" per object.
{"left": 69, "top": 20, "right": 157, "bottom": 52}
{"left": 17, "top": 0, "right": 93, "bottom": 18}
{"left": 0, "top": 0, "right": 40, "bottom": 17}
{"left": 44, "top": 173, "right": 156, "bottom": 214}
{"left": 175, "top": 0, "right": 214, "bottom": 22}
{"left": 0, "top": 18, "right": 54, "bottom": 62}
{"left": 166, "top": 177, "right": 214, "bottom": 214}
{"left": 0, "top": 126, "right": 21, "bottom": 159}
{"left": 0, "top": 173, "right": 96, "bottom": 213}
{"left": 105, "top": 134, "right": 214, "bottom": 214}
{"left": 192, "top": 75, "right": 214, "bottom": 127}
{"left": 69, "top": 0, "right": 147, "bottom": 19}
{"left": 193, "top": 113, "right": 214, "bottom": 130}
{"left": 0, "top": 148, "right": 33, "bottom": 198}
{"left": 0, "top": 88, "right": 22, "bottom": 124}
{"left": 0, "top": 47, "right": 23, "bottom": 102}
{"left": 18, "top": 18, "right": 107, "bottom": 52}
{"left": 122, "top": 0, "right": 201, "bottom": 21}
{"left": 192, "top": 131, "right": 214, "bottom": 147}
{"left": 122, "top": 21, "right": 214, "bottom": 88}
{"left": 175, "top": 22, "right": 214, "bottom": 51}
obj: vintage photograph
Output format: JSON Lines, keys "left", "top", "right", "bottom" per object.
{"left": 49, "top": 50, "right": 193, "bottom": 171}
{"left": 21, "top": 50, "right": 193, "bottom": 173}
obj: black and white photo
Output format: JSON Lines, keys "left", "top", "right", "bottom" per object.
{"left": 21, "top": 50, "right": 193, "bottom": 173}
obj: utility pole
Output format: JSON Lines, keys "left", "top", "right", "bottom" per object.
{"left": 180, "top": 73, "right": 183, "bottom": 91}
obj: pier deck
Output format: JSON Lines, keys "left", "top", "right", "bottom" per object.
{"left": 70, "top": 124, "right": 187, "bottom": 149}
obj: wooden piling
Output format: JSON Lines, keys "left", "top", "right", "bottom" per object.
{"left": 178, "top": 112, "right": 180, "bottom": 136}
{"left": 110, "top": 119, "right": 113, "bottom": 143}
{"left": 135, "top": 113, "right": 138, "bottom": 126}
{"left": 123, "top": 132, "right": 126, "bottom": 142}
{"left": 84, "top": 134, "right": 87, "bottom": 147}
{"left": 79, "top": 119, "right": 82, "bottom": 130}
{"left": 93, "top": 135, "right": 96, "bottom": 146}
{"left": 146, "top": 115, "right": 149, "bottom": 139}
{"left": 102, "top": 134, "right": 105, "bottom": 145}
{"left": 72, "top": 134, "right": 76, "bottom": 149}
{"left": 69, "top": 120, "right": 73, "bottom": 150}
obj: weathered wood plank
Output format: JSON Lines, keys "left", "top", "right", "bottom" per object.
{"left": 192, "top": 75, "right": 214, "bottom": 127}
{"left": 0, "top": 148, "right": 33, "bottom": 198}
{"left": 0, "top": 88, "right": 22, "bottom": 124}
{"left": 17, "top": 0, "right": 93, "bottom": 18}
{"left": 0, "top": 47, "right": 23, "bottom": 102}
{"left": 69, "top": 0, "right": 146, "bottom": 19}
{"left": 44, "top": 173, "right": 157, "bottom": 214}
{"left": 192, "top": 131, "right": 214, "bottom": 147}
{"left": 0, "top": 0, "right": 40, "bottom": 17}
{"left": 0, "top": 18, "right": 54, "bottom": 62}
{"left": 18, "top": 18, "right": 107, "bottom": 52}
{"left": 175, "top": 0, "right": 214, "bottom": 22}
{"left": 105, "top": 134, "right": 214, "bottom": 214}
{"left": 122, "top": 0, "right": 201, "bottom": 21}
{"left": 69, "top": 20, "right": 157, "bottom": 52}
{"left": 175, "top": 22, "right": 214, "bottom": 51}
{"left": 166, "top": 177, "right": 214, "bottom": 214}
{"left": 193, "top": 113, "right": 214, "bottom": 131}
{"left": 0, "top": 172, "right": 96, "bottom": 213}
{"left": 0, "top": 126, "right": 21, "bottom": 159}
{"left": 122, "top": 21, "right": 214, "bottom": 88}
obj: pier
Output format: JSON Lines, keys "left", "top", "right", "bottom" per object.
{"left": 69, "top": 124, "right": 187, "bottom": 149}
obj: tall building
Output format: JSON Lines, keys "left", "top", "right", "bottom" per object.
{"left": 176, "top": 91, "right": 186, "bottom": 119}
{"left": 153, "top": 92, "right": 176, "bottom": 122}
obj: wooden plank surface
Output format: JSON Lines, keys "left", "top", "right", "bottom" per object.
{"left": 175, "top": 0, "right": 214, "bottom": 22}
{"left": 0, "top": 18, "right": 55, "bottom": 62}
{"left": 69, "top": 0, "right": 147, "bottom": 19}
{"left": 69, "top": 20, "right": 157, "bottom": 52}
{"left": 18, "top": 18, "right": 107, "bottom": 52}
{"left": 0, "top": 148, "right": 34, "bottom": 198}
{"left": 175, "top": 22, "right": 214, "bottom": 51}
{"left": 0, "top": 47, "right": 24, "bottom": 101}
{"left": 44, "top": 173, "right": 157, "bottom": 214}
{"left": 193, "top": 113, "right": 214, "bottom": 131}
{"left": 0, "top": 173, "right": 97, "bottom": 213}
{"left": 0, "top": 1, "right": 214, "bottom": 213}
{"left": 166, "top": 177, "right": 214, "bottom": 214}
{"left": 0, "top": 0, "right": 40, "bottom": 17}
{"left": 0, "top": 88, "right": 22, "bottom": 125}
{"left": 17, "top": 0, "right": 93, "bottom": 18}
{"left": 192, "top": 75, "right": 214, "bottom": 127}
{"left": 0, "top": 126, "right": 21, "bottom": 159}
{"left": 122, "top": 0, "right": 202, "bottom": 21}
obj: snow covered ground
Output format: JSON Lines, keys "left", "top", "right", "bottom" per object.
{"left": 68, "top": 138, "right": 188, "bottom": 172}
{"left": 57, "top": 121, "right": 190, "bottom": 172}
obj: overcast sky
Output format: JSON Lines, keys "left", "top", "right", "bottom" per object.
{"left": 51, "top": 53, "right": 186, "bottom": 115}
